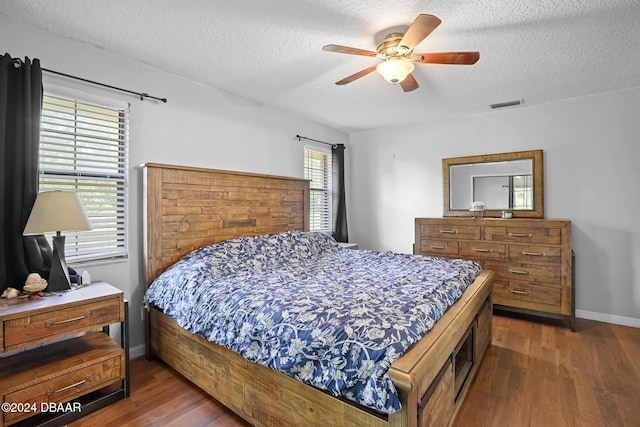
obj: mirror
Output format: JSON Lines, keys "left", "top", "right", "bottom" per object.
{"left": 443, "top": 150, "right": 544, "bottom": 218}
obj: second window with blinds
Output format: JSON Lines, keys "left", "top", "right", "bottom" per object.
{"left": 303, "top": 146, "right": 332, "bottom": 233}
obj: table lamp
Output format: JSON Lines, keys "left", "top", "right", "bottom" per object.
{"left": 23, "top": 191, "right": 92, "bottom": 292}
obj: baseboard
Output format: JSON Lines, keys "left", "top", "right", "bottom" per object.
{"left": 576, "top": 310, "right": 640, "bottom": 328}
{"left": 129, "top": 343, "right": 147, "bottom": 359}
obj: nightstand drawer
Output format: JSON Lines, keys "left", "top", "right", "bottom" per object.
{"left": 4, "top": 297, "right": 122, "bottom": 350}
{"left": 4, "top": 353, "right": 123, "bottom": 425}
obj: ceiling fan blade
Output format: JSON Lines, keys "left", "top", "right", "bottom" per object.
{"left": 323, "top": 44, "right": 378, "bottom": 57}
{"left": 416, "top": 52, "right": 480, "bottom": 65}
{"left": 400, "top": 73, "right": 419, "bottom": 92}
{"left": 335, "top": 65, "right": 378, "bottom": 85}
{"left": 399, "top": 14, "right": 442, "bottom": 51}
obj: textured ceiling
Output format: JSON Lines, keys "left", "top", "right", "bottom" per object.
{"left": 1, "top": 0, "right": 639, "bottom": 132}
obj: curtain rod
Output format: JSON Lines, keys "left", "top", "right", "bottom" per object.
{"left": 296, "top": 134, "right": 342, "bottom": 149}
{"left": 42, "top": 67, "right": 168, "bottom": 103}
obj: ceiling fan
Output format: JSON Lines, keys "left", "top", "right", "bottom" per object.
{"left": 323, "top": 14, "right": 479, "bottom": 92}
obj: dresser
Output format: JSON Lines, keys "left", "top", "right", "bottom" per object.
{"left": 0, "top": 282, "right": 129, "bottom": 426}
{"left": 415, "top": 218, "right": 574, "bottom": 330}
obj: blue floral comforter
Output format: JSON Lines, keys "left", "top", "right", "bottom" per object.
{"left": 144, "top": 231, "right": 481, "bottom": 414}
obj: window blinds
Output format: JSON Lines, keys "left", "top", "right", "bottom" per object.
{"left": 304, "top": 147, "right": 333, "bottom": 233}
{"left": 39, "top": 95, "right": 129, "bottom": 263}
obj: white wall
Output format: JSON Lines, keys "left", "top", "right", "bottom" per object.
{"left": 2, "top": 14, "right": 349, "bottom": 356}
{"left": 349, "top": 88, "right": 640, "bottom": 325}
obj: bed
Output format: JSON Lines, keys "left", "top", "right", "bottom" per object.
{"left": 143, "top": 163, "right": 494, "bottom": 427}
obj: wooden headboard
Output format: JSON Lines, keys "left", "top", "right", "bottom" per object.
{"left": 143, "top": 163, "right": 309, "bottom": 284}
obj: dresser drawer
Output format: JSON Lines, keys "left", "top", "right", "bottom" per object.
{"left": 3, "top": 354, "right": 123, "bottom": 425}
{"left": 484, "top": 261, "right": 561, "bottom": 286}
{"left": 508, "top": 245, "right": 562, "bottom": 263}
{"left": 419, "top": 223, "right": 481, "bottom": 240}
{"left": 419, "top": 239, "right": 460, "bottom": 256}
{"left": 485, "top": 226, "right": 562, "bottom": 245}
{"left": 460, "top": 242, "right": 507, "bottom": 260}
{"left": 4, "top": 297, "right": 122, "bottom": 349}
{"left": 493, "top": 280, "right": 562, "bottom": 308}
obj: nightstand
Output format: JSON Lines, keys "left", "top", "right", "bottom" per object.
{"left": 338, "top": 242, "right": 359, "bottom": 250}
{"left": 0, "top": 282, "right": 129, "bottom": 427}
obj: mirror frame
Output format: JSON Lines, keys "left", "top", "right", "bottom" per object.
{"left": 443, "top": 149, "right": 544, "bottom": 218}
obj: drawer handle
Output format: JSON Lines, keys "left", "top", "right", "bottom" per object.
{"left": 509, "top": 289, "right": 531, "bottom": 296}
{"left": 522, "top": 251, "right": 546, "bottom": 257}
{"left": 473, "top": 248, "right": 493, "bottom": 253}
{"left": 440, "top": 230, "right": 458, "bottom": 234}
{"left": 47, "top": 376, "right": 92, "bottom": 396}
{"left": 45, "top": 312, "right": 91, "bottom": 327}
{"left": 509, "top": 269, "right": 531, "bottom": 275}
{"left": 430, "top": 245, "right": 447, "bottom": 249}
{"left": 509, "top": 232, "right": 532, "bottom": 237}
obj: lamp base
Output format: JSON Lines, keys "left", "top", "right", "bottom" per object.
{"left": 47, "top": 235, "right": 71, "bottom": 292}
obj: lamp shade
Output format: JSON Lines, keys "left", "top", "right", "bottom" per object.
{"left": 23, "top": 191, "right": 92, "bottom": 235}
{"left": 376, "top": 59, "right": 415, "bottom": 84}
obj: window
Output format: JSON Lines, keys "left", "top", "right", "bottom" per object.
{"left": 38, "top": 95, "right": 129, "bottom": 263}
{"left": 511, "top": 175, "right": 533, "bottom": 210}
{"left": 304, "top": 147, "right": 332, "bottom": 233}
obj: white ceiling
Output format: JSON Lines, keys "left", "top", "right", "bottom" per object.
{"left": 1, "top": 0, "right": 639, "bottom": 133}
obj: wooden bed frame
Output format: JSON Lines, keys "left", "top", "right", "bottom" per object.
{"left": 143, "top": 163, "right": 494, "bottom": 427}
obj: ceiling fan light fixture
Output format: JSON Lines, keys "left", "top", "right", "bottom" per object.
{"left": 376, "top": 59, "right": 414, "bottom": 84}
{"left": 324, "top": 14, "right": 477, "bottom": 91}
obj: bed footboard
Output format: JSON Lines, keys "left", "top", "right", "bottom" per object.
{"left": 389, "top": 270, "right": 494, "bottom": 426}
{"left": 150, "top": 308, "right": 390, "bottom": 427}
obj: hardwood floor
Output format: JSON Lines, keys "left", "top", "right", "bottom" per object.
{"left": 69, "top": 354, "right": 250, "bottom": 427}
{"left": 454, "top": 314, "right": 640, "bottom": 426}
{"left": 70, "top": 314, "right": 640, "bottom": 427}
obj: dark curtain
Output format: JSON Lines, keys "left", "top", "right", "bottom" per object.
{"left": 332, "top": 143, "right": 348, "bottom": 242}
{"left": 0, "top": 53, "right": 43, "bottom": 290}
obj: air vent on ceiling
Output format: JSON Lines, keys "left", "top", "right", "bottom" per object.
{"left": 490, "top": 99, "right": 523, "bottom": 109}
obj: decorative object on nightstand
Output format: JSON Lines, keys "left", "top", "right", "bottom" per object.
{"left": 22, "top": 272, "right": 48, "bottom": 298}
{"left": 23, "top": 191, "right": 92, "bottom": 292}
{"left": 1, "top": 288, "right": 20, "bottom": 299}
